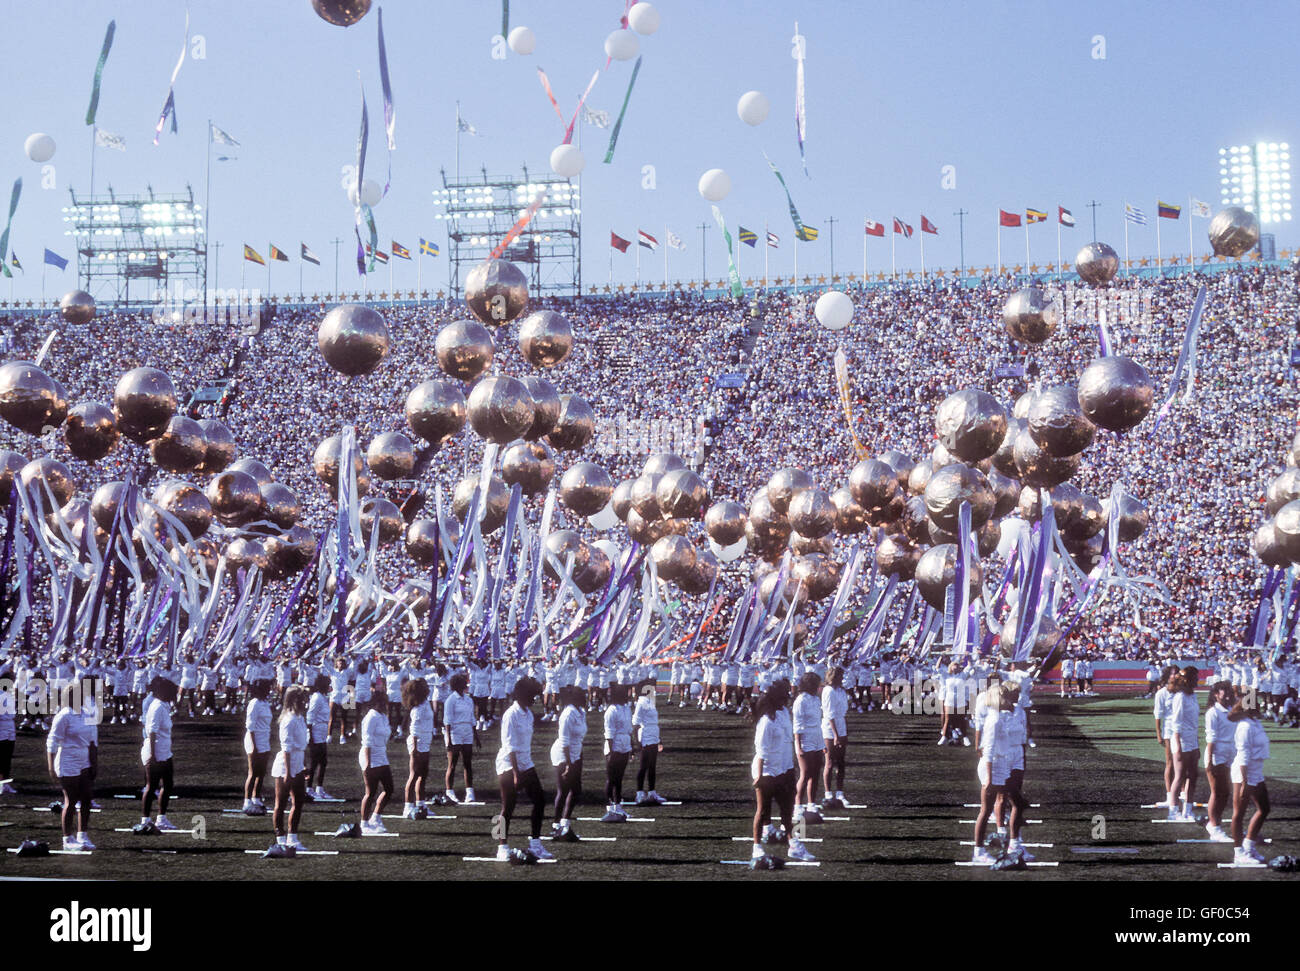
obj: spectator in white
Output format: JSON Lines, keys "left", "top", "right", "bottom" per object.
{"left": 549, "top": 685, "right": 586, "bottom": 841}
{"left": 1203, "top": 680, "right": 1235, "bottom": 843}
{"left": 1166, "top": 667, "right": 1201, "bottom": 823}
{"left": 822, "top": 666, "right": 851, "bottom": 806}
{"left": 749, "top": 678, "right": 813, "bottom": 868}
{"left": 328, "top": 655, "right": 353, "bottom": 744}
{"left": 306, "top": 674, "right": 333, "bottom": 800}
{"left": 401, "top": 677, "right": 434, "bottom": 818}
{"left": 792, "top": 671, "right": 825, "bottom": 823}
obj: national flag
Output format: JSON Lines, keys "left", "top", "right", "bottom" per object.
{"left": 43, "top": 248, "right": 68, "bottom": 271}
{"left": 1059, "top": 207, "right": 1076, "bottom": 227}
{"left": 864, "top": 220, "right": 885, "bottom": 237}
{"left": 1157, "top": 201, "right": 1182, "bottom": 220}
{"left": 301, "top": 244, "right": 321, "bottom": 265}
{"left": 766, "top": 231, "right": 779, "bottom": 248}
{"left": 457, "top": 114, "right": 477, "bottom": 135}
{"left": 419, "top": 238, "right": 440, "bottom": 257}
{"left": 796, "top": 225, "right": 819, "bottom": 241}
{"left": 610, "top": 232, "right": 631, "bottom": 253}
{"left": 209, "top": 123, "right": 239, "bottom": 147}
{"left": 582, "top": 105, "right": 611, "bottom": 129}
{"left": 94, "top": 129, "right": 126, "bottom": 152}
{"left": 10, "top": 252, "right": 21, "bottom": 273}
{"left": 737, "top": 227, "right": 758, "bottom": 247}
{"left": 1124, "top": 204, "right": 1147, "bottom": 225}
{"left": 666, "top": 230, "right": 685, "bottom": 251}
{"left": 1026, "top": 208, "right": 1047, "bottom": 223}
{"left": 366, "top": 245, "right": 389, "bottom": 264}
{"left": 921, "top": 215, "right": 939, "bottom": 235}
{"left": 243, "top": 244, "right": 265, "bottom": 265}
{"left": 391, "top": 241, "right": 411, "bottom": 259}
{"left": 638, "top": 230, "right": 658, "bottom": 251}
{"left": 1191, "top": 198, "right": 1212, "bottom": 219}
{"left": 269, "top": 244, "right": 289, "bottom": 262}
{"left": 999, "top": 210, "right": 1021, "bottom": 228}
{"left": 893, "top": 217, "right": 913, "bottom": 238}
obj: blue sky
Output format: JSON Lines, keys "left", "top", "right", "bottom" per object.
{"left": 1, "top": 0, "right": 1296, "bottom": 300}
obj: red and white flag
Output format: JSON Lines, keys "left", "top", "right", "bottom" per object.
{"left": 638, "top": 230, "right": 658, "bottom": 251}
{"left": 893, "top": 217, "right": 913, "bottom": 238}
{"left": 921, "top": 215, "right": 939, "bottom": 235}
{"left": 864, "top": 220, "right": 885, "bottom": 237}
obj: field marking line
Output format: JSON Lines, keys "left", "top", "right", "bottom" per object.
{"left": 960, "top": 840, "right": 1053, "bottom": 847}
{"left": 311, "top": 831, "right": 399, "bottom": 837}
{"left": 953, "top": 860, "right": 1058, "bottom": 867}
{"left": 718, "top": 859, "right": 821, "bottom": 867}
{"left": 461, "top": 856, "right": 558, "bottom": 864}
{"left": 541, "top": 835, "right": 616, "bottom": 841}
{"left": 243, "top": 849, "right": 340, "bottom": 856}
{"left": 576, "top": 816, "right": 655, "bottom": 823}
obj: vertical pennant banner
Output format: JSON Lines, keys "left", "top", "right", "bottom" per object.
{"left": 602, "top": 55, "right": 642, "bottom": 163}
{"left": 710, "top": 205, "right": 744, "bottom": 297}
{"left": 85, "top": 20, "right": 117, "bottom": 126}
{"left": 763, "top": 151, "right": 811, "bottom": 240}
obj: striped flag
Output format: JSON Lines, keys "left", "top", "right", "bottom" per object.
{"left": 1026, "top": 208, "right": 1047, "bottom": 223}
{"left": 1059, "top": 207, "right": 1076, "bottom": 227}
{"left": 1124, "top": 204, "right": 1148, "bottom": 225}
{"left": 638, "top": 230, "right": 658, "bottom": 251}
{"left": 301, "top": 244, "right": 321, "bottom": 265}
{"left": 921, "top": 215, "right": 939, "bottom": 235}
{"left": 737, "top": 227, "right": 758, "bottom": 247}
{"left": 767, "top": 231, "right": 779, "bottom": 248}
{"left": 419, "top": 238, "right": 439, "bottom": 257}
{"left": 1157, "top": 201, "right": 1182, "bottom": 220}
{"left": 893, "top": 217, "right": 913, "bottom": 238}
{"left": 391, "top": 241, "right": 411, "bottom": 259}
{"left": 366, "top": 245, "right": 389, "bottom": 264}
{"left": 243, "top": 244, "right": 265, "bottom": 265}
{"left": 269, "top": 244, "right": 289, "bottom": 262}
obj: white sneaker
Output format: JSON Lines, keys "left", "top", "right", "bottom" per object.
{"left": 366, "top": 817, "right": 388, "bottom": 834}
{"left": 1234, "top": 847, "right": 1266, "bottom": 866}
{"left": 1243, "top": 842, "right": 1267, "bottom": 863}
{"left": 1, "top": 782, "right": 17, "bottom": 795}
{"left": 1166, "top": 808, "right": 1180, "bottom": 822}
{"left": 495, "top": 843, "right": 512, "bottom": 862}
{"left": 1206, "top": 826, "right": 1232, "bottom": 843}
{"left": 444, "top": 789, "right": 460, "bottom": 804}
{"left": 466, "top": 788, "right": 477, "bottom": 802}
{"left": 287, "top": 835, "right": 306, "bottom": 851}
{"left": 971, "top": 847, "right": 995, "bottom": 864}
{"left": 316, "top": 787, "right": 335, "bottom": 800}
{"left": 529, "top": 838, "right": 555, "bottom": 860}
{"left": 64, "top": 836, "right": 84, "bottom": 852}
{"left": 1010, "top": 842, "right": 1036, "bottom": 862}
{"left": 75, "top": 833, "right": 96, "bottom": 851}
{"left": 155, "top": 815, "right": 179, "bottom": 832}
{"left": 962, "top": 736, "right": 971, "bottom": 747}
{"left": 788, "top": 838, "right": 816, "bottom": 862}
{"left": 937, "top": 738, "right": 947, "bottom": 746}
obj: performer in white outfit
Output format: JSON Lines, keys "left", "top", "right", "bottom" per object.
{"left": 1229, "top": 696, "right": 1271, "bottom": 865}
{"left": 270, "top": 685, "right": 310, "bottom": 852}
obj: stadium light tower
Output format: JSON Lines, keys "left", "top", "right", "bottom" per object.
{"left": 1219, "top": 142, "right": 1292, "bottom": 224}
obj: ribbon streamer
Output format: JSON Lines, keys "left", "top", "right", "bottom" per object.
{"left": 488, "top": 191, "right": 547, "bottom": 261}
{"left": 602, "top": 56, "right": 642, "bottom": 163}
{"left": 0, "top": 179, "right": 22, "bottom": 281}
{"left": 832, "top": 346, "right": 869, "bottom": 458}
{"left": 85, "top": 20, "right": 116, "bottom": 126}
{"left": 152, "top": 12, "right": 189, "bottom": 145}
{"left": 1152, "top": 284, "right": 1207, "bottom": 429}
{"left": 710, "top": 205, "right": 744, "bottom": 298}
{"left": 536, "top": 67, "right": 567, "bottom": 125}
{"left": 563, "top": 71, "right": 600, "bottom": 144}
{"left": 793, "top": 20, "right": 807, "bottom": 177}
{"left": 763, "top": 151, "right": 813, "bottom": 240}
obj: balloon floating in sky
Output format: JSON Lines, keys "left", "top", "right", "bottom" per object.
{"left": 814, "top": 291, "right": 853, "bottom": 330}
{"left": 1208, "top": 206, "right": 1261, "bottom": 258}
{"left": 604, "top": 28, "right": 640, "bottom": 61}
{"left": 312, "top": 0, "right": 372, "bottom": 27}
{"left": 346, "top": 177, "right": 383, "bottom": 208}
{"left": 550, "top": 143, "right": 585, "bottom": 179}
{"left": 507, "top": 25, "right": 536, "bottom": 55}
{"left": 736, "top": 91, "right": 770, "bottom": 126}
{"left": 24, "top": 133, "right": 55, "bottom": 163}
{"left": 627, "top": 2, "right": 661, "bottom": 35}
{"left": 697, "top": 168, "right": 731, "bottom": 202}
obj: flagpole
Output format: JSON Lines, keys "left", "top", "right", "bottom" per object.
{"left": 241, "top": 251, "right": 246, "bottom": 293}
{"left": 793, "top": 237, "right": 798, "bottom": 292}
{"left": 1124, "top": 212, "right": 1130, "bottom": 278}
{"left": 299, "top": 257, "right": 303, "bottom": 302}
{"left": 204, "top": 119, "right": 212, "bottom": 310}
{"left": 862, "top": 217, "right": 867, "bottom": 283}
{"left": 1188, "top": 196, "right": 1194, "bottom": 274}
{"left": 920, "top": 227, "right": 925, "bottom": 280}
{"left": 266, "top": 245, "right": 271, "bottom": 300}
{"left": 891, "top": 226, "right": 896, "bottom": 279}
{"left": 1024, "top": 221, "right": 1030, "bottom": 276}
{"left": 455, "top": 102, "right": 461, "bottom": 183}
{"left": 765, "top": 220, "right": 770, "bottom": 285}
{"left": 663, "top": 227, "right": 668, "bottom": 291}
{"left": 417, "top": 247, "right": 423, "bottom": 304}
{"left": 1056, "top": 216, "right": 1062, "bottom": 281}
{"left": 1156, "top": 213, "right": 1163, "bottom": 276}
{"left": 635, "top": 234, "right": 640, "bottom": 285}
{"left": 389, "top": 251, "right": 394, "bottom": 305}
{"left": 996, "top": 218, "right": 1001, "bottom": 278}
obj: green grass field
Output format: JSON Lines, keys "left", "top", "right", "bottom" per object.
{"left": 1, "top": 691, "right": 1297, "bottom": 881}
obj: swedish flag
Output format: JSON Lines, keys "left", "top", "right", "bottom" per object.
{"left": 419, "top": 238, "right": 439, "bottom": 257}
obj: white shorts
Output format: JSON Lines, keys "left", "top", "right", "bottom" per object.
{"left": 1230, "top": 763, "right": 1264, "bottom": 786}
{"left": 979, "top": 758, "right": 1010, "bottom": 787}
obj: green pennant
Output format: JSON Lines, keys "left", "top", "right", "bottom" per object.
{"left": 710, "top": 205, "right": 744, "bottom": 298}
{"left": 603, "top": 55, "right": 642, "bottom": 164}
{"left": 0, "top": 178, "right": 22, "bottom": 281}
{"left": 763, "top": 151, "right": 811, "bottom": 241}
{"left": 85, "top": 20, "right": 116, "bottom": 126}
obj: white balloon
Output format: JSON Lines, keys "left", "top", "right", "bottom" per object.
{"left": 587, "top": 501, "right": 619, "bottom": 531}
{"left": 24, "top": 132, "right": 55, "bottom": 163}
{"left": 697, "top": 168, "right": 731, "bottom": 202}
{"left": 814, "top": 290, "right": 853, "bottom": 330}
{"left": 549, "top": 143, "right": 585, "bottom": 179}
{"left": 709, "top": 537, "right": 747, "bottom": 563}
{"left": 347, "top": 177, "right": 384, "bottom": 208}
{"left": 604, "top": 28, "right": 640, "bottom": 61}
{"left": 736, "top": 91, "right": 770, "bottom": 126}
{"left": 507, "top": 25, "right": 536, "bottom": 55}
{"left": 627, "top": 2, "right": 660, "bottom": 35}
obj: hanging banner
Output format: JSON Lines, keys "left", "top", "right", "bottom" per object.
{"left": 602, "top": 55, "right": 642, "bottom": 162}
{"left": 0, "top": 178, "right": 21, "bottom": 280}
{"left": 85, "top": 20, "right": 117, "bottom": 126}
{"left": 1152, "top": 284, "right": 1208, "bottom": 428}
{"left": 833, "top": 346, "right": 870, "bottom": 457}
{"left": 152, "top": 12, "right": 189, "bottom": 145}
{"left": 710, "top": 205, "right": 744, "bottom": 297}
{"left": 763, "top": 151, "right": 812, "bottom": 240}
{"left": 793, "top": 20, "right": 808, "bottom": 176}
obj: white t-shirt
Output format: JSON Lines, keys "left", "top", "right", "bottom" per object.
{"left": 244, "top": 698, "right": 272, "bottom": 754}
{"left": 604, "top": 703, "right": 633, "bottom": 754}
{"left": 307, "top": 692, "right": 330, "bottom": 744}
{"left": 141, "top": 697, "right": 173, "bottom": 764}
{"left": 358, "top": 709, "right": 390, "bottom": 769}
{"left": 46, "top": 707, "right": 97, "bottom": 777}
{"left": 273, "top": 714, "right": 308, "bottom": 778}
{"left": 550, "top": 704, "right": 587, "bottom": 766}
{"left": 792, "top": 692, "right": 824, "bottom": 752}
{"left": 408, "top": 701, "right": 435, "bottom": 754}
{"left": 445, "top": 693, "right": 476, "bottom": 746}
{"left": 821, "top": 685, "right": 849, "bottom": 738}
{"left": 631, "top": 696, "right": 660, "bottom": 746}
{"left": 752, "top": 708, "right": 794, "bottom": 779}
{"left": 495, "top": 702, "right": 536, "bottom": 775}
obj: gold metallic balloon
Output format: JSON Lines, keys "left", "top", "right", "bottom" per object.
{"left": 366, "top": 431, "right": 416, "bottom": 480}
{"left": 991, "top": 416, "right": 1024, "bottom": 477}
{"left": 1254, "top": 520, "right": 1290, "bottom": 567}
{"left": 519, "top": 376, "right": 560, "bottom": 441}
{"left": 788, "top": 487, "right": 835, "bottom": 539}
{"left": 656, "top": 468, "right": 708, "bottom": 520}
{"left": 452, "top": 473, "right": 510, "bottom": 534}
{"left": 766, "top": 468, "right": 814, "bottom": 516}
{"left": 149, "top": 415, "right": 207, "bottom": 473}
{"left": 1047, "top": 482, "right": 1085, "bottom": 535}
{"left": 977, "top": 519, "right": 1000, "bottom": 558}
{"left": 793, "top": 552, "right": 841, "bottom": 601}
{"left": 544, "top": 529, "right": 591, "bottom": 580}
{"left": 1077, "top": 355, "right": 1154, "bottom": 433}
{"left": 915, "top": 543, "right": 982, "bottom": 611}
{"left": 188, "top": 535, "right": 221, "bottom": 578}
{"left": 113, "top": 367, "right": 177, "bottom": 445}
{"left": 877, "top": 451, "right": 915, "bottom": 491}
{"left": 650, "top": 534, "right": 696, "bottom": 583}
{"left": 704, "top": 499, "right": 747, "bottom": 545}
{"left": 630, "top": 473, "right": 664, "bottom": 520}
{"left": 152, "top": 480, "right": 212, "bottom": 539}
{"left": 259, "top": 482, "right": 300, "bottom": 530}
{"left": 1065, "top": 491, "right": 1105, "bottom": 541}
{"left": 848, "top": 459, "right": 900, "bottom": 518}
{"left": 196, "top": 418, "right": 237, "bottom": 473}
{"left": 227, "top": 457, "right": 274, "bottom": 488}
{"left": 518, "top": 310, "right": 574, "bottom": 368}
{"left": 501, "top": 440, "right": 556, "bottom": 495}
{"left": 927, "top": 520, "right": 958, "bottom": 547}
{"left": 1012, "top": 427, "right": 1080, "bottom": 488}
{"left": 466, "top": 375, "right": 536, "bottom": 445}
{"left": 465, "top": 259, "right": 529, "bottom": 327}
{"left": 312, "top": 0, "right": 372, "bottom": 27}
{"left": 644, "top": 453, "right": 686, "bottom": 478}
{"left": 317, "top": 304, "right": 390, "bottom": 376}
{"left": 987, "top": 468, "right": 1020, "bottom": 519}
{"left": 1002, "top": 286, "right": 1059, "bottom": 343}
{"left": 1267, "top": 467, "right": 1300, "bottom": 516}
{"left": 50, "top": 496, "right": 91, "bottom": 538}
{"left": 405, "top": 379, "right": 467, "bottom": 445}
{"left": 677, "top": 548, "right": 718, "bottom": 596}
{"left": 546, "top": 393, "right": 595, "bottom": 451}
{"left": 435, "top": 319, "right": 495, "bottom": 382}
{"left": 20, "top": 457, "right": 75, "bottom": 514}
{"left": 745, "top": 516, "right": 791, "bottom": 562}
{"left": 359, "top": 497, "right": 403, "bottom": 546}
{"left": 829, "top": 487, "right": 869, "bottom": 535}
{"left": 58, "top": 290, "right": 96, "bottom": 325}
{"left": 225, "top": 536, "right": 269, "bottom": 573}
{"left": 997, "top": 609, "right": 1061, "bottom": 660}
{"left": 923, "top": 462, "right": 995, "bottom": 532}
{"left": 265, "top": 525, "right": 316, "bottom": 576}
{"left": 574, "top": 545, "right": 612, "bottom": 595}
{"left": 559, "top": 461, "right": 614, "bottom": 517}
{"left": 1074, "top": 241, "right": 1120, "bottom": 287}
{"left": 1012, "top": 390, "right": 1038, "bottom": 420}
{"left": 0, "top": 361, "right": 62, "bottom": 437}
{"left": 758, "top": 569, "right": 807, "bottom": 617}
{"left": 90, "top": 481, "right": 126, "bottom": 531}
{"left": 1017, "top": 485, "right": 1043, "bottom": 524}
{"left": 876, "top": 533, "right": 922, "bottom": 580}
{"left": 205, "top": 469, "right": 264, "bottom": 527}
{"left": 1028, "top": 384, "right": 1095, "bottom": 457}
{"left": 897, "top": 495, "right": 931, "bottom": 544}
{"left": 627, "top": 507, "right": 673, "bottom": 546}
{"left": 906, "top": 459, "right": 933, "bottom": 497}
{"left": 405, "top": 518, "right": 441, "bottom": 566}
{"left": 312, "top": 434, "right": 366, "bottom": 492}
{"left": 611, "top": 479, "right": 635, "bottom": 521}
{"left": 0, "top": 450, "right": 27, "bottom": 506}
{"left": 1208, "top": 207, "right": 1260, "bottom": 258}
{"left": 790, "top": 530, "right": 834, "bottom": 557}
{"left": 1108, "top": 492, "right": 1149, "bottom": 543}
{"left": 64, "top": 402, "right": 118, "bottom": 463}
{"left": 935, "top": 388, "right": 1008, "bottom": 462}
